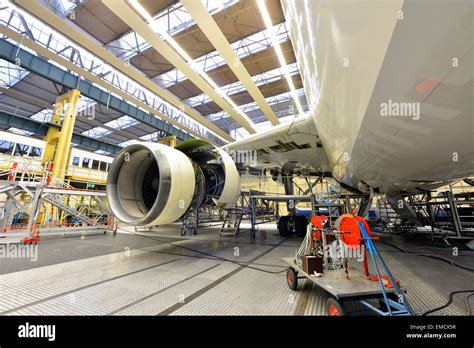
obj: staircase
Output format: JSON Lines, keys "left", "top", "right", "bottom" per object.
{"left": 219, "top": 208, "right": 244, "bottom": 237}
{"left": 377, "top": 197, "right": 401, "bottom": 226}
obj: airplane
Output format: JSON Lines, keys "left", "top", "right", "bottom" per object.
{"left": 106, "top": 0, "right": 474, "bottom": 237}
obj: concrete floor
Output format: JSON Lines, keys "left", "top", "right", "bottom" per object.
{"left": 0, "top": 222, "right": 472, "bottom": 315}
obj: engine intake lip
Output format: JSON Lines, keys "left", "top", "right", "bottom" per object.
{"left": 106, "top": 143, "right": 171, "bottom": 226}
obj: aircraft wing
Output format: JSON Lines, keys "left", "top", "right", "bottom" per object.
{"left": 222, "top": 114, "right": 330, "bottom": 176}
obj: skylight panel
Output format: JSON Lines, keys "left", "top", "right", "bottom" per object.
{"left": 156, "top": 23, "right": 289, "bottom": 88}
{"left": 82, "top": 127, "right": 111, "bottom": 138}
{"left": 104, "top": 116, "right": 140, "bottom": 130}
{"left": 118, "top": 139, "right": 141, "bottom": 148}
{"left": 8, "top": 127, "right": 33, "bottom": 136}
{"left": 186, "top": 63, "right": 300, "bottom": 107}
{"left": 139, "top": 132, "right": 159, "bottom": 142}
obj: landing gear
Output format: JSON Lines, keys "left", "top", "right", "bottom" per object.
{"left": 277, "top": 173, "right": 309, "bottom": 237}
{"left": 278, "top": 215, "right": 308, "bottom": 237}
{"left": 278, "top": 216, "right": 292, "bottom": 237}
{"left": 294, "top": 216, "right": 307, "bottom": 237}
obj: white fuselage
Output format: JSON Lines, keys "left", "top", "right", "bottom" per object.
{"left": 282, "top": 0, "right": 473, "bottom": 193}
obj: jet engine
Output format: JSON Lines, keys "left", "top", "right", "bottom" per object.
{"left": 106, "top": 139, "right": 240, "bottom": 226}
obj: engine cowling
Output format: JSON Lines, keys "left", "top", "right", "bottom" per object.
{"left": 106, "top": 140, "right": 240, "bottom": 226}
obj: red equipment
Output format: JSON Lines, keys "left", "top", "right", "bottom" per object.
{"left": 45, "top": 162, "right": 54, "bottom": 186}
{"left": 8, "top": 162, "right": 17, "bottom": 181}
{"left": 335, "top": 214, "right": 399, "bottom": 288}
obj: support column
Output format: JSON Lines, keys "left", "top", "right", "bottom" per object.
{"left": 43, "top": 89, "right": 80, "bottom": 225}
{"left": 43, "top": 89, "right": 81, "bottom": 181}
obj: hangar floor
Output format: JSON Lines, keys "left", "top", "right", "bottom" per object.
{"left": 0, "top": 223, "right": 472, "bottom": 316}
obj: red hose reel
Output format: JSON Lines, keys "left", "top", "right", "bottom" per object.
{"left": 335, "top": 214, "right": 399, "bottom": 288}
{"left": 335, "top": 214, "right": 372, "bottom": 249}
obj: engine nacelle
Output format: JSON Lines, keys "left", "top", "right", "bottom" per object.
{"left": 106, "top": 140, "right": 240, "bottom": 226}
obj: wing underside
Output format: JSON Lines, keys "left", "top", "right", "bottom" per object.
{"left": 223, "top": 114, "right": 330, "bottom": 176}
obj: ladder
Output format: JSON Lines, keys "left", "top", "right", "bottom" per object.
{"left": 446, "top": 190, "right": 474, "bottom": 238}
{"left": 377, "top": 197, "right": 400, "bottom": 226}
{"left": 219, "top": 208, "right": 244, "bottom": 237}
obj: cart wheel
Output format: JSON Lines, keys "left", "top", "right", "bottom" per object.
{"left": 326, "top": 297, "right": 346, "bottom": 316}
{"left": 286, "top": 267, "right": 298, "bottom": 290}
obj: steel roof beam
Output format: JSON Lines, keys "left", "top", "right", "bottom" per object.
{"left": 13, "top": 0, "right": 233, "bottom": 143}
{"left": 0, "top": 87, "right": 141, "bottom": 140}
{"left": 181, "top": 0, "right": 280, "bottom": 126}
{"left": 101, "top": 0, "right": 257, "bottom": 135}
{"left": 0, "top": 23, "right": 211, "bottom": 142}
{"left": 0, "top": 37, "right": 193, "bottom": 143}
{"left": 0, "top": 111, "right": 121, "bottom": 154}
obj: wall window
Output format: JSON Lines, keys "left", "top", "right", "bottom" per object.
{"left": 91, "top": 160, "right": 100, "bottom": 170}
{"left": 13, "top": 143, "right": 30, "bottom": 156}
{"left": 72, "top": 156, "right": 80, "bottom": 166}
{"left": 29, "top": 146, "right": 42, "bottom": 157}
{"left": 0, "top": 141, "right": 14, "bottom": 154}
{"left": 82, "top": 158, "right": 90, "bottom": 168}
{"left": 99, "top": 161, "right": 107, "bottom": 171}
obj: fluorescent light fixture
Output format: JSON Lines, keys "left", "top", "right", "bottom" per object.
{"left": 257, "top": 0, "right": 305, "bottom": 116}
{"left": 130, "top": 0, "right": 258, "bottom": 133}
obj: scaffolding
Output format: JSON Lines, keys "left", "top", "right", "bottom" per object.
{"left": 0, "top": 157, "right": 113, "bottom": 244}
{"left": 373, "top": 183, "right": 474, "bottom": 241}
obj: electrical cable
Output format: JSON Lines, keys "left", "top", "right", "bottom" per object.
{"left": 421, "top": 290, "right": 474, "bottom": 316}
{"left": 295, "top": 225, "right": 312, "bottom": 267}
{"left": 117, "top": 227, "right": 474, "bottom": 314}
{"left": 375, "top": 236, "right": 474, "bottom": 315}
{"left": 375, "top": 236, "right": 474, "bottom": 272}
{"left": 118, "top": 227, "right": 288, "bottom": 275}
{"left": 411, "top": 245, "right": 474, "bottom": 252}
{"left": 465, "top": 292, "right": 474, "bottom": 316}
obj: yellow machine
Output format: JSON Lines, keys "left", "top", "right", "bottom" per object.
{"left": 157, "top": 135, "right": 177, "bottom": 147}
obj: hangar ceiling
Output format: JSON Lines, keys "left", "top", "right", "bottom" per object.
{"left": 0, "top": 0, "right": 308, "bottom": 153}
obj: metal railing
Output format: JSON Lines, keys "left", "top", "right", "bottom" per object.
{"left": 0, "top": 156, "right": 113, "bottom": 243}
